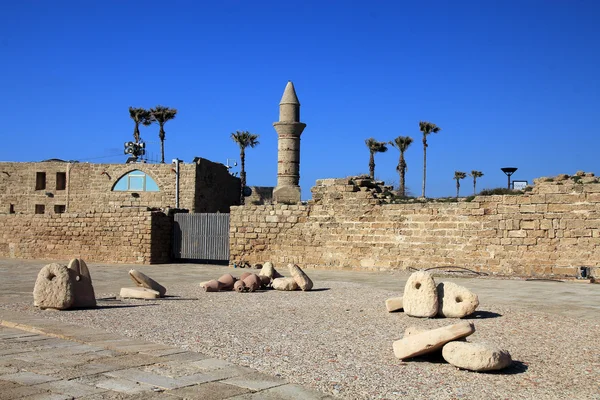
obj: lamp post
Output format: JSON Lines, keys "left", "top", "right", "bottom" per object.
{"left": 501, "top": 167, "right": 518, "bottom": 189}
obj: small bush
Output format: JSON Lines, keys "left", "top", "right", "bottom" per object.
{"left": 465, "top": 195, "right": 476, "bottom": 202}
{"left": 478, "top": 187, "right": 523, "bottom": 196}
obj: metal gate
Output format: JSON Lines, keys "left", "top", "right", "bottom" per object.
{"left": 172, "top": 213, "right": 230, "bottom": 261}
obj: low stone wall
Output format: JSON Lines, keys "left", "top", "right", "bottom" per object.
{"left": 230, "top": 175, "right": 600, "bottom": 278}
{"left": 0, "top": 207, "right": 172, "bottom": 264}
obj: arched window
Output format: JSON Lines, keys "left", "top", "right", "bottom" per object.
{"left": 112, "top": 170, "right": 159, "bottom": 192}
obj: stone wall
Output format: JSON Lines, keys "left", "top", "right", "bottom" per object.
{"left": 0, "top": 208, "right": 171, "bottom": 264}
{"left": 0, "top": 158, "right": 240, "bottom": 215}
{"left": 230, "top": 175, "right": 600, "bottom": 278}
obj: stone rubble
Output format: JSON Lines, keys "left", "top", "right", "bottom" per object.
{"left": 389, "top": 270, "right": 512, "bottom": 372}
{"left": 199, "top": 261, "right": 313, "bottom": 293}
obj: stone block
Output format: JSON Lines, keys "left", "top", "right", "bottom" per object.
{"left": 403, "top": 270, "right": 438, "bottom": 318}
{"left": 33, "top": 263, "right": 75, "bottom": 310}
{"left": 392, "top": 321, "right": 475, "bottom": 360}
{"left": 442, "top": 342, "right": 512, "bottom": 371}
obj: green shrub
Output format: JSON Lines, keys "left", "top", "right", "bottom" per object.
{"left": 478, "top": 187, "right": 523, "bottom": 196}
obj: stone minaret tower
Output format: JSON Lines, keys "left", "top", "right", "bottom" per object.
{"left": 273, "top": 81, "right": 306, "bottom": 204}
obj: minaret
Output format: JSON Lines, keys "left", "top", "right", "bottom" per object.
{"left": 273, "top": 81, "right": 306, "bottom": 204}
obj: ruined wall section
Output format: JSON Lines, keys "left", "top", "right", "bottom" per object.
{"left": 0, "top": 208, "right": 171, "bottom": 264}
{"left": 230, "top": 177, "right": 600, "bottom": 278}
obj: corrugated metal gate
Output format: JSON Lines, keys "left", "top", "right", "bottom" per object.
{"left": 172, "top": 213, "right": 230, "bottom": 261}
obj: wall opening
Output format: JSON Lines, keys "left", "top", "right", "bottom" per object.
{"left": 56, "top": 172, "right": 66, "bottom": 190}
{"left": 35, "top": 172, "right": 46, "bottom": 190}
{"left": 112, "top": 170, "right": 160, "bottom": 192}
{"left": 9, "top": 204, "right": 14, "bottom": 214}
{"left": 35, "top": 204, "right": 45, "bottom": 214}
{"left": 54, "top": 204, "right": 66, "bottom": 214}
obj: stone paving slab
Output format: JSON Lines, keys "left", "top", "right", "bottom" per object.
{"left": 35, "top": 378, "right": 110, "bottom": 397}
{"left": 1, "top": 371, "right": 61, "bottom": 385}
{"left": 167, "top": 381, "right": 251, "bottom": 399}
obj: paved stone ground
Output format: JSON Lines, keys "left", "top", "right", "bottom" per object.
{"left": 0, "top": 258, "right": 599, "bottom": 399}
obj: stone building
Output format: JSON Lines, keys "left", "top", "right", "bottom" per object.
{"left": 0, "top": 157, "right": 240, "bottom": 215}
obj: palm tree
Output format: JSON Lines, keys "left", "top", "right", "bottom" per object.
{"left": 365, "top": 138, "right": 388, "bottom": 180}
{"left": 418, "top": 121, "right": 442, "bottom": 198}
{"left": 469, "top": 170, "right": 484, "bottom": 195}
{"left": 150, "top": 106, "right": 178, "bottom": 163}
{"left": 231, "top": 130, "right": 260, "bottom": 205}
{"left": 454, "top": 171, "right": 467, "bottom": 198}
{"left": 128, "top": 107, "right": 153, "bottom": 143}
{"left": 390, "top": 136, "right": 413, "bottom": 197}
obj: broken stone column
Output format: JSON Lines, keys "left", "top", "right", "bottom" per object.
{"left": 392, "top": 321, "right": 475, "bottom": 360}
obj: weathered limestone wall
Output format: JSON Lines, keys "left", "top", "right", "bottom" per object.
{"left": 0, "top": 158, "right": 240, "bottom": 214}
{"left": 230, "top": 176, "right": 600, "bottom": 278}
{"left": 0, "top": 208, "right": 172, "bottom": 264}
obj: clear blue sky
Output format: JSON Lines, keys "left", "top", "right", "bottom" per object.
{"left": 1, "top": 1, "right": 599, "bottom": 199}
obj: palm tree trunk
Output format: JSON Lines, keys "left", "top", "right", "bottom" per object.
{"left": 399, "top": 153, "right": 406, "bottom": 197}
{"left": 473, "top": 178, "right": 477, "bottom": 196}
{"left": 159, "top": 126, "right": 166, "bottom": 163}
{"left": 240, "top": 150, "right": 246, "bottom": 205}
{"left": 456, "top": 180, "right": 460, "bottom": 198}
{"left": 369, "top": 152, "right": 375, "bottom": 179}
{"left": 422, "top": 138, "right": 427, "bottom": 198}
{"left": 134, "top": 124, "right": 140, "bottom": 143}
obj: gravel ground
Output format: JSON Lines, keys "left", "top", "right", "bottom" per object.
{"left": 3, "top": 280, "right": 600, "bottom": 400}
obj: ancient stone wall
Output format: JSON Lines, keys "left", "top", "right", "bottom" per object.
{"left": 0, "top": 158, "right": 240, "bottom": 214}
{"left": 0, "top": 208, "right": 171, "bottom": 264}
{"left": 230, "top": 175, "right": 600, "bottom": 278}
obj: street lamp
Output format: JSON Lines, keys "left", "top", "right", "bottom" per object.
{"left": 501, "top": 167, "right": 518, "bottom": 189}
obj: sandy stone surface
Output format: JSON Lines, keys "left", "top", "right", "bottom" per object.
{"left": 4, "top": 279, "right": 600, "bottom": 399}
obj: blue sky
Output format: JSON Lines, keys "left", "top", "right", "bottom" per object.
{"left": 1, "top": 1, "right": 599, "bottom": 199}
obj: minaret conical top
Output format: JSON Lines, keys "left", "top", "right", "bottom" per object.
{"left": 280, "top": 81, "right": 300, "bottom": 105}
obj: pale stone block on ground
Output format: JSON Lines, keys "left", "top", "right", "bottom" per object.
{"left": 393, "top": 321, "right": 475, "bottom": 360}
{"left": 437, "top": 281, "right": 479, "bottom": 318}
{"left": 403, "top": 270, "right": 438, "bottom": 317}
{"left": 385, "top": 296, "right": 403, "bottom": 312}
{"left": 442, "top": 342, "right": 513, "bottom": 371}
{"left": 128, "top": 269, "right": 166, "bottom": 297}
{"left": 33, "top": 263, "right": 74, "bottom": 310}
{"left": 119, "top": 287, "right": 160, "bottom": 299}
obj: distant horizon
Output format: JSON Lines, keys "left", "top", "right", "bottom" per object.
{"left": 2, "top": 1, "right": 598, "bottom": 199}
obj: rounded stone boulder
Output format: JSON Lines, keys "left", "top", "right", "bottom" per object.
{"left": 259, "top": 262, "right": 281, "bottom": 280}
{"left": 437, "top": 282, "right": 479, "bottom": 318}
{"left": 33, "top": 263, "right": 75, "bottom": 310}
{"left": 288, "top": 264, "right": 313, "bottom": 291}
{"left": 272, "top": 277, "right": 298, "bottom": 291}
{"left": 442, "top": 342, "right": 513, "bottom": 371}
{"left": 403, "top": 270, "right": 438, "bottom": 318}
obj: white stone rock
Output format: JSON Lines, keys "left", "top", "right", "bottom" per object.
{"left": 67, "top": 258, "right": 96, "bottom": 308}
{"left": 442, "top": 342, "right": 513, "bottom": 371}
{"left": 289, "top": 264, "right": 313, "bottom": 291}
{"left": 119, "top": 287, "right": 160, "bottom": 299}
{"left": 437, "top": 282, "right": 479, "bottom": 318}
{"left": 259, "top": 262, "right": 281, "bottom": 279}
{"left": 33, "top": 263, "right": 74, "bottom": 310}
{"left": 385, "top": 296, "right": 403, "bottom": 312}
{"left": 272, "top": 277, "right": 298, "bottom": 291}
{"left": 403, "top": 270, "right": 438, "bottom": 317}
{"left": 129, "top": 269, "right": 166, "bottom": 297}
{"left": 392, "top": 321, "right": 475, "bottom": 360}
